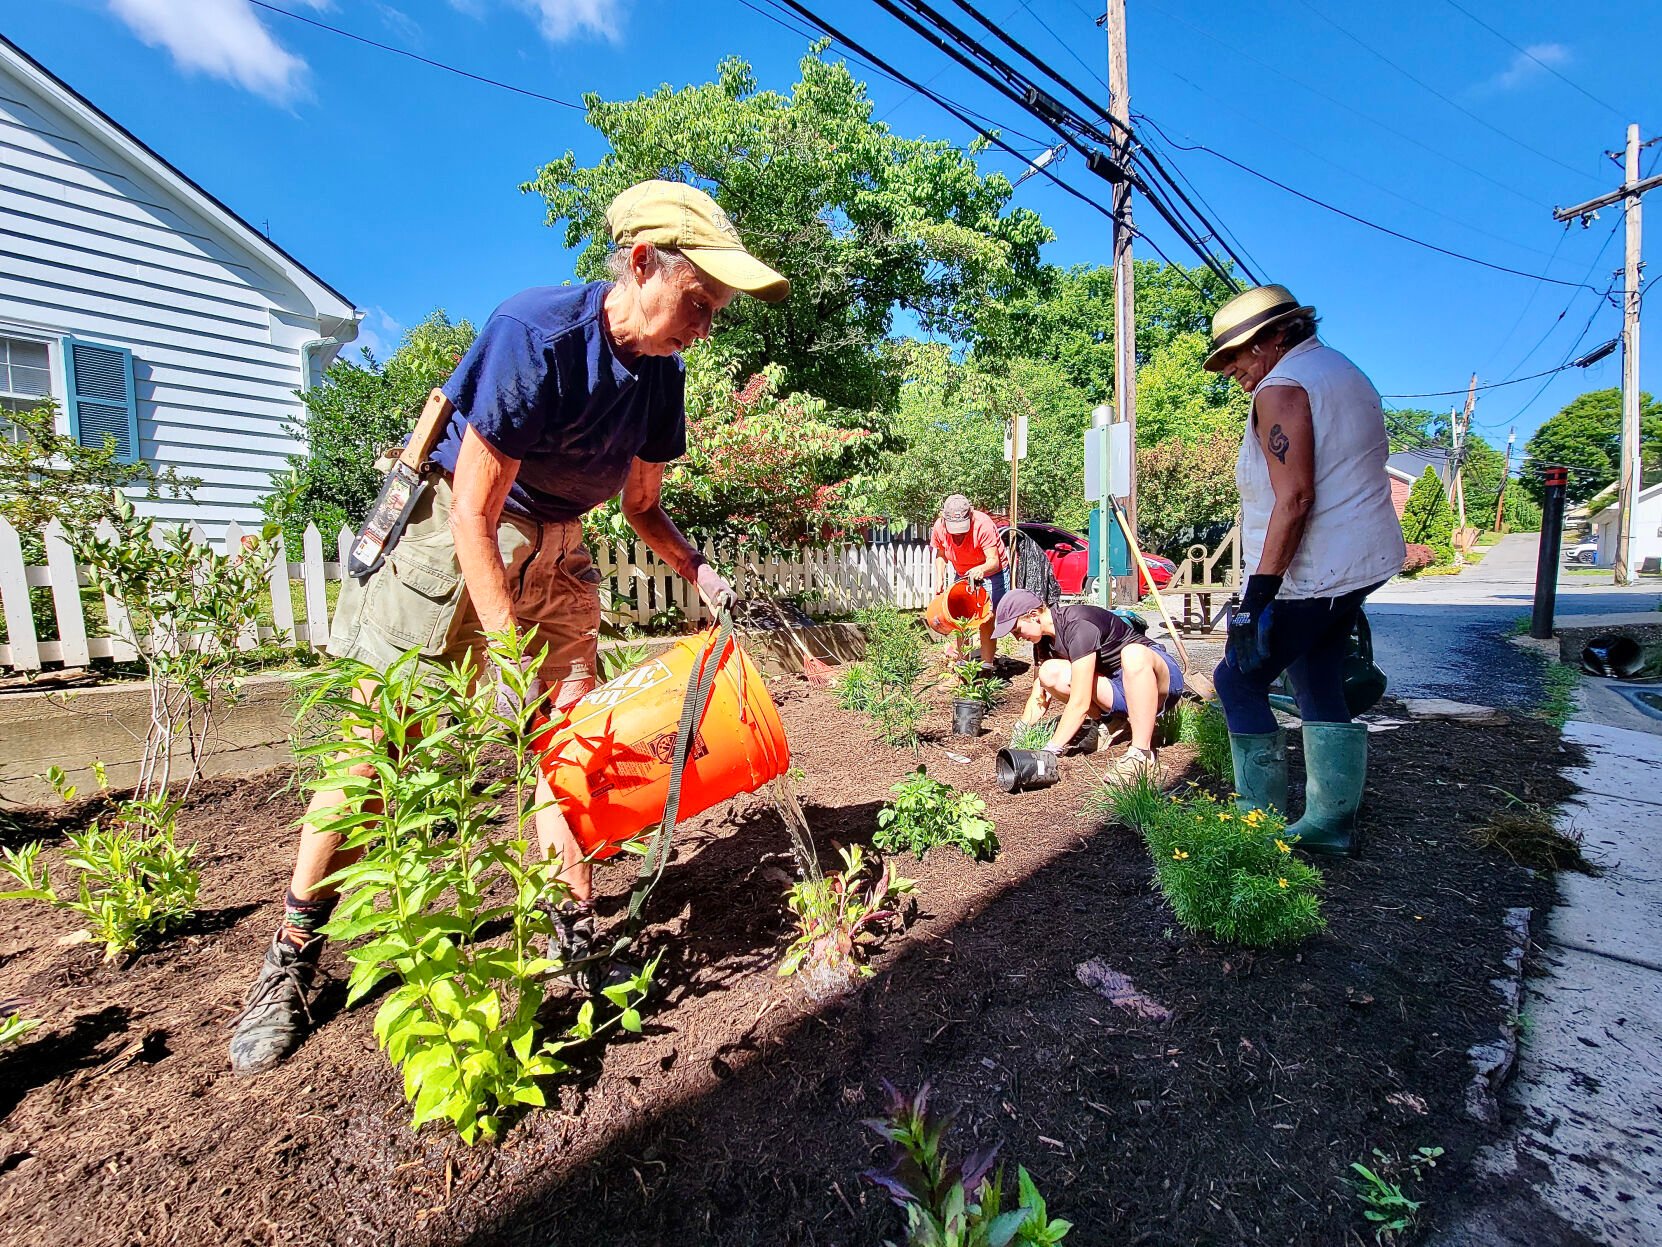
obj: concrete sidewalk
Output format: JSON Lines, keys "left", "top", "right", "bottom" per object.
{"left": 1437, "top": 720, "right": 1662, "bottom": 1245}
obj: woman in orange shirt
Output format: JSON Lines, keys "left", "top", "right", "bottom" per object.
{"left": 930, "top": 493, "right": 1009, "bottom": 670}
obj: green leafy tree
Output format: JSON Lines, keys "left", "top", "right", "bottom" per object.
{"left": 1135, "top": 431, "right": 1240, "bottom": 557}
{"left": 1522, "top": 387, "right": 1662, "bottom": 505}
{"left": 522, "top": 49, "right": 1052, "bottom": 413}
{"left": 1400, "top": 467, "right": 1454, "bottom": 562}
{"left": 265, "top": 310, "right": 476, "bottom": 549}
{"left": 1383, "top": 406, "right": 1446, "bottom": 452}
{"left": 1134, "top": 330, "right": 1249, "bottom": 446}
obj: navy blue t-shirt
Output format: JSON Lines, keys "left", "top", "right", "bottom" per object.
{"left": 432, "top": 282, "right": 686, "bottom": 523}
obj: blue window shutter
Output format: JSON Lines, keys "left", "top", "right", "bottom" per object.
{"left": 64, "top": 338, "right": 139, "bottom": 463}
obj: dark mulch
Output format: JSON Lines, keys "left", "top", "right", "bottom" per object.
{"left": 0, "top": 671, "right": 1589, "bottom": 1246}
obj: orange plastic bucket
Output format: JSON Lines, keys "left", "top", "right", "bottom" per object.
{"left": 532, "top": 630, "right": 791, "bottom": 860}
{"left": 923, "top": 582, "right": 991, "bottom": 636}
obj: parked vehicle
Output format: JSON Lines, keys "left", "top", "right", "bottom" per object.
{"left": 1565, "top": 541, "right": 1598, "bottom": 566}
{"left": 998, "top": 521, "right": 1175, "bottom": 597}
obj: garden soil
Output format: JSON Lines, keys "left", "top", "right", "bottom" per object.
{"left": 0, "top": 668, "right": 1589, "bottom": 1246}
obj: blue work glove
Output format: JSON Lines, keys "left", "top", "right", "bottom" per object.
{"left": 1226, "top": 574, "right": 1283, "bottom": 678}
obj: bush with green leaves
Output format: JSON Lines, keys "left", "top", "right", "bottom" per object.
{"left": 780, "top": 844, "right": 913, "bottom": 1000}
{"left": 1096, "top": 774, "right": 1325, "bottom": 947}
{"left": 863, "top": 1081, "right": 1072, "bottom": 1246}
{"left": 875, "top": 768, "right": 999, "bottom": 862}
{"left": 72, "top": 493, "right": 279, "bottom": 800}
{"left": 1400, "top": 467, "right": 1454, "bottom": 564}
{"left": 1172, "top": 699, "right": 1231, "bottom": 783}
{"left": 838, "top": 607, "right": 929, "bottom": 747}
{"left": 950, "top": 660, "right": 1008, "bottom": 708}
{"left": 0, "top": 767, "right": 198, "bottom": 961}
{"left": 304, "top": 630, "right": 652, "bottom": 1144}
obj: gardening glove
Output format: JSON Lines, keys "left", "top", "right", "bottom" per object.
{"left": 1226, "top": 574, "right": 1283, "bottom": 678}
{"left": 491, "top": 657, "right": 545, "bottom": 726}
{"left": 694, "top": 562, "right": 737, "bottom": 615}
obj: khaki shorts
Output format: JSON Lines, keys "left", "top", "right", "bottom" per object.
{"left": 328, "top": 470, "right": 600, "bottom": 709}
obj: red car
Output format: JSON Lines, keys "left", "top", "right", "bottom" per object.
{"left": 998, "top": 521, "right": 1176, "bottom": 597}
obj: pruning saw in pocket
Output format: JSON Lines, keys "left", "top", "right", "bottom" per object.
{"left": 347, "top": 388, "right": 454, "bottom": 581}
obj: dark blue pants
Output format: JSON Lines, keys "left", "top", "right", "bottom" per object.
{"left": 1213, "top": 585, "right": 1376, "bottom": 734}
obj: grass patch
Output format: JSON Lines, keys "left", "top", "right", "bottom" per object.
{"left": 1535, "top": 662, "right": 1579, "bottom": 728}
{"left": 1171, "top": 699, "right": 1231, "bottom": 782}
{"left": 1473, "top": 796, "right": 1596, "bottom": 875}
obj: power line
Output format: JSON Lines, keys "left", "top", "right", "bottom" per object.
{"left": 1152, "top": 131, "right": 1606, "bottom": 292}
{"left": 1012, "top": 0, "right": 1108, "bottom": 94}
{"left": 1140, "top": 0, "right": 1543, "bottom": 208}
{"left": 1381, "top": 353, "right": 1614, "bottom": 400}
{"left": 1291, "top": 0, "right": 1601, "bottom": 186}
{"left": 1134, "top": 127, "right": 1268, "bottom": 280}
{"left": 1441, "top": 0, "right": 1633, "bottom": 123}
{"left": 1492, "top": 223, "right": 1622, "bottom": 384}
{"left": 247, "top": 0, "right": 584, "bottom": 109}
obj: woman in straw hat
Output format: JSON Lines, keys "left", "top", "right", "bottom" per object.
{"left": 1203, "top": 284, "right": 1404, "bottom": 856}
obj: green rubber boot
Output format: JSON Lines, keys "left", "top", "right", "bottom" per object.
{"left": 1288, "top": 722, "right": 1368, "bottom": 857}
{"left": 1228, "top": 729, "right": 1287, "bottom": 815}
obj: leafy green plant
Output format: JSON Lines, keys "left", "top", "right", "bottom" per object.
{"left": 1085, "top": 767, "right": 1167, "bottom": 833}
{"left": 862, "top": 1081, "right": 1072, "bottom": 1247}
{"left": 1350, "top": 1145, "right": 1443, "bottom": 1242}
{"left": 305, "top": 630, "right": 652, "bottom": 1144}
{"left": 0, "top": 1009, "right": 41, "bottom": 1049}
{"left": 1113, "top": 785, "right": 1325, "bottom": 947}
{"left": 1009, "top": 718, "right": 1058, "bottom": 751}
{"left": 1173, "top": 699, "right": 1231, "bottom": 783}
{"left": 780, "top": 844, "right": 913, "bottom": 999}
{"left": 1535, "top": 661, "right": 1579, "bottom": 729}
{"left": 951, "top": 661, "right": 1008, "bottom": 708}
{"left": 876, "top": 768, "right": 999, "bottom": 862}
{"left": 0, "top": 768, "right": 198, "bottom": 960}
{"left": 598, "top": 639, "right": 652, "bottom": 683}
{"left": 839, "top": 608, "right": 930, "bottom": 747}
{"left": 71, "top": 493, "right": 279, "bottom": 800}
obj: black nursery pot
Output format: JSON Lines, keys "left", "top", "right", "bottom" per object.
{"left": 951, "top": 699, "right": 986, "bottom": 736}
{"left": 995, "top": 747, "right": 1060, "bottom": 793}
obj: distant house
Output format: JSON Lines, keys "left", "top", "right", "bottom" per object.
{"left": 1591, "top": 482, "right": 1662, "bottom": 572}
{"left": 1384, "top": 447, "right": 1454, "bottom": 519}
{"left": 0, "top": 35, "right": 359, "bottom": 527}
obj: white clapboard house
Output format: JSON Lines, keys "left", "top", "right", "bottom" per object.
{"left": 0, "top": 34, "right": 360, "bottom": 527}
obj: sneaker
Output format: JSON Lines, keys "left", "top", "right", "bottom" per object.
{"left": 228, "top": 932, "right": 321, "bottom": 1075}
{"left": 1066, "top": 718, "right": 1102, "bottom": 755}
{"left": 1105, "top": 746, "right": 1160, "bottom": 784}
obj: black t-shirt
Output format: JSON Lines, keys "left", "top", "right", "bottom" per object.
{"left": 1036, "top": 604, "right": 1141, "bottom": 675}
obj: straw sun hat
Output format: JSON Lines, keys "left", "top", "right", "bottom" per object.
{"left": 1201, "top": 284, "right": 1315, "bottom": 372}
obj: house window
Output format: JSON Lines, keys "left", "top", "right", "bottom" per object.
{"left": 0, "top": 335, "right": 55, "bottom": 444}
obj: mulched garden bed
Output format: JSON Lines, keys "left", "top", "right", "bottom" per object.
{"left": 0, "top": 662, "right": 1586, "bottom": 1246}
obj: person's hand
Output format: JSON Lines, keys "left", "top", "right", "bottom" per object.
{"left": 491, "top": 656, "right": 544, "bottom": 725}
{"left": 964, "top": 568, "right": 985, "bottom": 588}
{"left": 1226, "top": 574, "right": 1283, "bottom": 678}
{"left": 695, "top": 562, "right": 736, "bottom": 614}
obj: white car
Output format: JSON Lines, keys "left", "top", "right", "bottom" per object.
{"left": 1565, "top": 541, "right": 1598, "bottom": 565}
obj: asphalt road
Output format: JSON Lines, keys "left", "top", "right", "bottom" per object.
{"left": 1367, "top": 534, "right": 1662, "bottom": 723}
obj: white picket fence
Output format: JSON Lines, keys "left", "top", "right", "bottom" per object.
{"left": 0, "top": 516, "right": 933, "bottom": 674}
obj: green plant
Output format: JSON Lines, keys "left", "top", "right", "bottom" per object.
{"left": 1173, "top": 699, "right": 1231, "bottom": 783}
{"left": 841, "top": 607, "right": 930, "bottom": 747}
{"left": 862, "top": 1081, "right": 1072, "bottom": 1246}
{"left": 1536, "top": 661, "right": 1579, "bottom": 729}
{"left": 1009, "top": 718, "right": 1058, "bottom": 751}
{"left": 0, "top": 1010, "right": 41, "bottom": 1049}
{"left": 0, "top": 768, "right": 198, "bottom": 960}
{"left": 1120, "top": 787, "right": 1325, "bottom": 947}
{"left": 1401, "top": 467, "right": 1455, "bottom": 563}
{"left": 305, "top": 630, "right": 652, "bottom": 1144}
{"left": 71, "top": 493, "right": 280, "bottom": 799}
{"left": 876, "top": 768, "right": 999, "bottom": 861}
{"left": 1085, "top": 768, "right": 1167, "bottom": 832}
{"left": 780, "top": 844, "right": 913, "bottom": 998}
{"left": 1350, "top": 1147, "right": 1440, "bottom": 1242}
{"left": 951, "top": 661, "right": 1008, "bottom": 708}
{"left": 598, "top": 639, "right": 652, "bottom": 683}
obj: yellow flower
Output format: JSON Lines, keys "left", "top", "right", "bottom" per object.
{"left": 1274, "top": 838, "right": 1291, "bottom": 854}
{"left": 1218, "top": 812, "right": 1232, "bottom": 822}
{"left": 1172, "top": 849, "right": 1189, "bottom": 860}
{"left": 1277, "top": 877, "right": 1289, "bottom": 889}
{"left": 1245, "top": 809, "right": 1266, "bottom": 826}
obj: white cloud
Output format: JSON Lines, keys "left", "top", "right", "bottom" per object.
{"left": 447, "top": 0, "right": 624, "bottom": 44}
{"left": 353, "top": 307, "right": 406, "bottom": 363}
{"left": 106, "top": 0, "right": 330, "bottom": 105}
{"left": 1473, "top": 43, "right": 1571, "bottom": 95}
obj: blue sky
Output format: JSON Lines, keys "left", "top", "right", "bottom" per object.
{"left": 11, "top": 0, "right": 1659, "bottom": 448}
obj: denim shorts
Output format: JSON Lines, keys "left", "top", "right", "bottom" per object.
{"left": 1106, "top": 643, "right": 1185, "bottom": 714}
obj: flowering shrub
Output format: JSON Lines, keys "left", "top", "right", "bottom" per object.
{"left": 1098, "top": 775, "right": 1325, "bottom": 947}
{"left": 586, "top": 353, "right": 880, "bottom": 555}
{"left": 1401, "top": 544, "right": 1437, "bottom": 574}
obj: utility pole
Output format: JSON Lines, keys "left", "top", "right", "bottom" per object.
{"left": 1451, "top": 375, "right": 1475, "bottom": 555}
{"left": 1493, "top": 427, "right": 1516, "bottom": 532}
{"left": 1105, "top": 0, "right": 1137, "bottom": 604}
{"left": 1554, "top": 124, "right": 1659, "bottom": 585}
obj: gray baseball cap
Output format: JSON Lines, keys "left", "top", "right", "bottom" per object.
{"left": 990, "top": 588, "right": 1044, "bottom": 639}
{"left": 940, "top": 494, "right": 973, "bottom": 534}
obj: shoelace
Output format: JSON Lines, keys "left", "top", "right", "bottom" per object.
{"left": 228, "top": 951, "right": 315, "bottom": 1031}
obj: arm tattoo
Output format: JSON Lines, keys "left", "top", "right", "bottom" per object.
{"left": 1267, "top": 423, "right": 1290, "bottom": 464}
